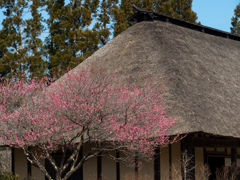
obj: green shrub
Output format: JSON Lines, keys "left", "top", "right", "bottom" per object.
{"left": 0, "top": 172, "right": 34, "bottom": 180}
{"left": 0, "top": 172, "right": 19, "bottom": 180}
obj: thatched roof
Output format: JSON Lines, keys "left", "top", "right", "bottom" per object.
{"left": 79, "top": 20, "right": 240, "bottom": 138}
{"left": 61, "top": 19, "right": 240, "bottom": 138}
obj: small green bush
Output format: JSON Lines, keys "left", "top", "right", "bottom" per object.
{"left": 0, "top": 172, "right": 19, "bottom": 180}
{"left": 0, "top": 172, "right": 34, "bottom": 180}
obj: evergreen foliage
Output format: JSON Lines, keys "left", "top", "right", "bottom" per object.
{"left": 0, "top": 0, "right": 198, "bottom": 78}
{"left": 94, "top": 0, "right": 117, "bottom": 47}
{"left": 24, "top": 0, "right": 46, "bottom": 79}
{"left": 44, "top": 0, "right": 100, "bottom": 77}
{"left": 231, "top": 3, "right": 240, "bottom": 35}
{"left": 170, "top": 0, "right": 197, "bottom": 22}
{"left": 112, "top": 0, "right": 198, "bottom": 37}
{"left": 0, "top": 0, "right": 46, "bottom": 79}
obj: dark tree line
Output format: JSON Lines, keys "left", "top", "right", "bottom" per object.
{"left": 231, "top": 3, "right": 240, "bottom": 35}
{"left": 0, "top": 0, "right": 198, "bottom": 79}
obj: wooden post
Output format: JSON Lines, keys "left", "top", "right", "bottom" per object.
{"left": 80, "top": 147, "right": 83, "bottom": 180}
{"left": 97, "top": 152, "right": 102, "bottom": 180}
{"left": 27, "top": 159, "right": 32, "bottom": 177}
{"left": 11, "top": 148, "right": 15, "bottom": 175}
{"left": 154, "top": 147, "right": 160, "bottom": 180}
{"left": 116, "top": 150, "right": 120, "bottom": 180}
{"left": 169, "top": 144, "right": 172, "bottom": 180}
{"left": 135, "top": 153, "right": 139, "bottom": 180}
{"left": 27, "top": 147, "right": 32, "bottom": 178}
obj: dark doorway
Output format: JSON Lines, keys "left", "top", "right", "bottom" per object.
{"left": 208, "top": 156, "right": 225, "bottom": 180}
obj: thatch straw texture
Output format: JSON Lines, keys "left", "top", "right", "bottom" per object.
{"left": 68, "top": 20, "right": 240, "bottom": 138}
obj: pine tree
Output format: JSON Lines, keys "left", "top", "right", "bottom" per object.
{"left": 24, "top": 0, "right": 46, "bottom": 79}
{"left": 154, "top": 0, "right": 173, "bottom": 16}
{"left": 94, "top": 0, "right": 117, "bottom": 47}
{"left": 0, "top": 0, "right": 46, "bottom": 79}
{"left": 112, "top": 0, "right": 133, "bottom": 37}
{"left": 112, "top": 0, "right": 198, "bottom": 37}
{"left": 171, "top": 0, "right": 197, "bottom": 22}
{"left": 231, "top": 3, "right": 240, "bottom": 34}
{"left": 0, "top": 0, "right": 198, "bottom": 79}
{"left": 44, "top": 0, "right": 100, "bottom": 77}
{"left": 0, "top": 0, "right": 29, "bottom": 78}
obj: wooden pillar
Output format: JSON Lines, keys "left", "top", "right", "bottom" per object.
{"left": 135, "top": 154, "right": 139, "bottom": 180}
{"left": 203, "top": 134, "right": 207, "bottom": 165}
{"left": 11, "top": 148, "right": 15, "bottom": 175}
{"left": 27, "top": 159, "right": 32, "bottom": 177}
{"left": 181, "top": 134, "right": 195, "bottom": 180}
{"left": 231, "top": 148, "right": 237, "bottom": 166}
{"left": 97, "top": 152, "right": 102, "bottom": 180}
{"left": 169, "top": 144, "right": 172, "bottom": 180}
{"left": 116, "top": 150, "right": 120, "bottom": 180}
{"left": 27, "top": 147, "right": 32, "bottom": 177}
{"left": 154, "top": 147, "right": 160, "bottom": 180}
{"left": 80, "top": 147, "right": 83, "bottom": 180}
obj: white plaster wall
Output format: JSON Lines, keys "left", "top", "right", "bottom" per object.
{"left": 139, "top": 159, "right": 154, "bottom": 180}
{"left": 195, "top": 147, "right": 204, "bottom": 180}
{"left": 13, "top": 141, "right": 205, "bottom": 180}
{"left": 237, "top": 148, "right": 240, "bottom": 156}
{"left": 102, "top": 152, "right": 116, "bottom": 180}
{"left": 31, "top": 147, "right": 45, "bottom": 180}
{"left": 160, "top": 146, "right": 169, "bottom": 180}
{"left": 119, "top": 152, "right": 135, "bottom": 180}
{"left": 32, "top": 162, "right": 45, "bottom": 180}
{"left": 227, "top": 148, "right": 231, "bottom": 155}
{"left": 15, "top": 148, "right": 27, "bottom": 180}
{"left": 171, "top": 141, "right": 181, "bottom": 179}
{"left": 217, "top": 148, "right": 225, "bottom": 152}
{"left": 83, "top": 156, "right": 97, "bottom": 180}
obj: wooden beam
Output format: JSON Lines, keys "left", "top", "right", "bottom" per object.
{"left": 11, "top": 148, "right": 15, "bottom": 175}
{"left": 190, "top": 137, "right": 240, "bottom": 148}
{"left": 154, "top": 147, "right": 160, "bottom": 180}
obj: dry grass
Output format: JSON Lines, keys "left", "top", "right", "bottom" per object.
{"left": 215, "top": 164, "right": 240, "bottom": 180}
{"left": 119, "top": 151, "right": 239, "bottom": 180}
{"left": 170, "top": 150, "right": 211, "bottom": 180}
{"left": 122, "top": 172, "right": 151, "bottom": 180}
{"left": 195, "top": 164, "right": 211, "bottom": 180}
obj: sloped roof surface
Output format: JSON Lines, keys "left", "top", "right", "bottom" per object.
{"left": 70, "top": 20, "right": 240, "bottom": 138}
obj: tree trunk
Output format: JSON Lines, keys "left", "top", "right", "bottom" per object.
{"left": 56, "top": 174, "right": 62, "bottom": 180}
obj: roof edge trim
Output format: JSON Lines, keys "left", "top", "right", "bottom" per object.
{"left": 127, "top": 12, "right": 240, "bottom": 41}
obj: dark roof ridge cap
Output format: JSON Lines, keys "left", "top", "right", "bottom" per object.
{"left": 158, "top": 12, "right": 238, "bottom": 37}
{"left": 127, "top": 12, "right": 240, "bottom": 41}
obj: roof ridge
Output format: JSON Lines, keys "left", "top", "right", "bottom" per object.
{"left": 127, "top": 10, "right": 240, "bottom": 42}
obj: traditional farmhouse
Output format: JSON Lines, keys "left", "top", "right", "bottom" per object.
{"left": 7, "top": 8, "right": 240, "bottom": 180}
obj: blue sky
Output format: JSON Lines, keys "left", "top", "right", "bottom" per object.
{"left": 0, "top": 1, "right": 239, "bottom": 33}
{"left": 192, "top": 0, "right": 239, "bottom": 32}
